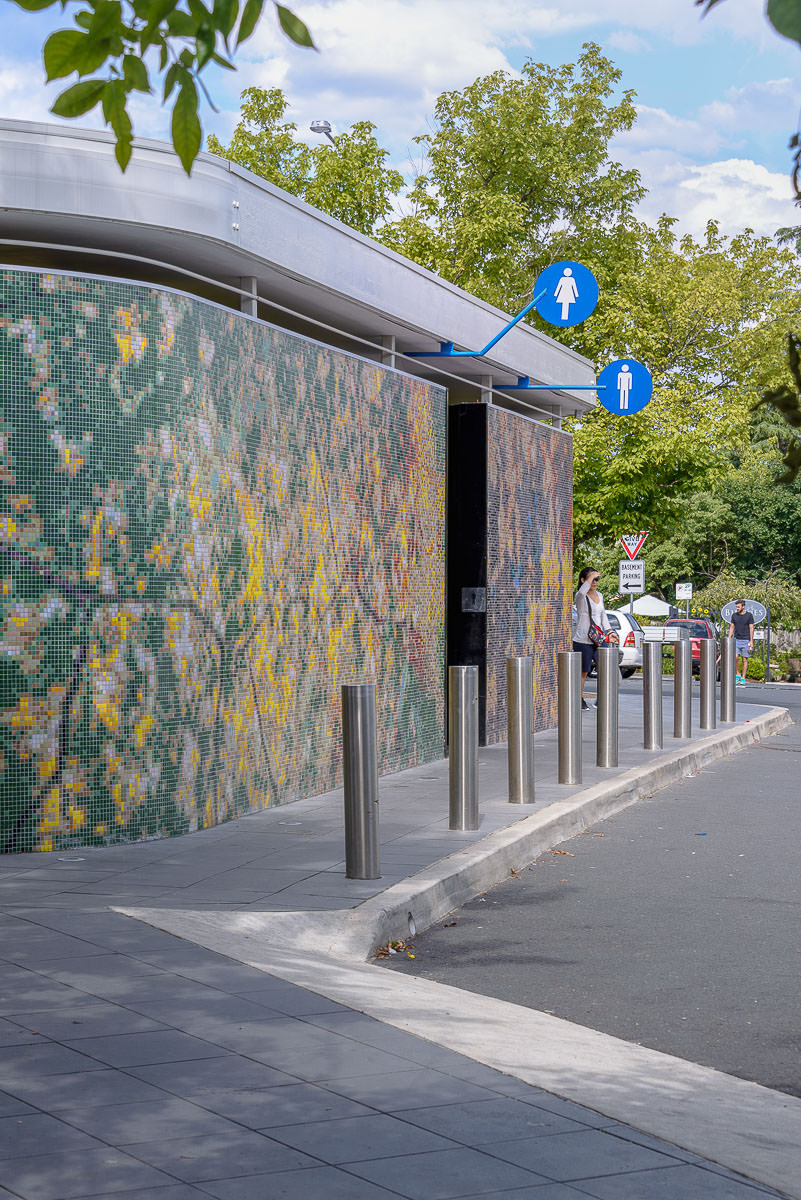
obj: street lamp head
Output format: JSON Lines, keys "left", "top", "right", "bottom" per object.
{"left": 310, "top": 119, "right": 335, "bottom": 143}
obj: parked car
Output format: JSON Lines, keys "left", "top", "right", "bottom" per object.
{"left": 607, "top": 609, "right": 644, "bottom": 678}
{"left": 663, "top": 616, "right": 717, "bottom": 673}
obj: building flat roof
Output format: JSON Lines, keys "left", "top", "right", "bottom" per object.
{"left": 0, "top": 118, "right": 595, "bottom": 420}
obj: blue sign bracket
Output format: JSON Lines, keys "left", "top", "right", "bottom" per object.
{"left": 409, "top": 289, "right": 547, "bottom": 360}
{"left": 496, "top": 376, "right": 606, "bottom": 392}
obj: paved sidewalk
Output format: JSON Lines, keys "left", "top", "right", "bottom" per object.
{"left": 0, "top": 692, "right": 796, "bottom": 1199}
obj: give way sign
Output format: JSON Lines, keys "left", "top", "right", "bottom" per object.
{"left": 620, "top": 532, "right": 648, "bottom": 561}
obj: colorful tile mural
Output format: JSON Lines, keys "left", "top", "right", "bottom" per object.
{"left": 485, "top": 407, "right": 573, "bottom": 742}
{"left": 0, "top": 268, "right": 446, "bottom": 852}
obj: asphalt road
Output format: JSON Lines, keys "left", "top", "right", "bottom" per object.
{"left": 383, "top": 681, "right": 801, "bottom": 1097}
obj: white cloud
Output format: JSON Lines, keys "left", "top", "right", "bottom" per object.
{"left": 699, "top": 76, "right": 798, "bottom": 134}
{"left": 607, "top": 31, "right": 651, "bottom": 55}
{"left": 624, "top": 148, "right": 798, "bottom": 238}
{"left": 0, "top": 58, "right": 58, "bottom": 125}
{"left": 622, "top": 104, "right": 724, "bottom": 157}
{"left": 678, "top": 158, "right": 797, "bottom": 234}
{"left": 234, "top": 0, "right": 531, "bottom": 150}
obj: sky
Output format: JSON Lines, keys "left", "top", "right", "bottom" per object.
{"left": 2, "top": 0, "right": 801, "bottom": 239}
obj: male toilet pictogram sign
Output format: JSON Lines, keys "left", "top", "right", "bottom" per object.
{"left": 596, "top": 358, "right": 653, "bottom": 415}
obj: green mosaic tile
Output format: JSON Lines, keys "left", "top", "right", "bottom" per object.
{"left": 0, "top": 269, "right": 447, "bottom": 851}
{"left": 486, "top": 408, "right": 573, "bottom": 740}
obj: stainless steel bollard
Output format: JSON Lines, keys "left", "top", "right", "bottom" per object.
{"left": 699, "top": 638, "right": 717, "bottom": 730}
{"left": 557, "top": 651, "right": 582, "bottom": 785}
{"left": 596, "top": 645, "right": 619, "bottom": 768}
{"left": 449, "top": 665, "right": 479, "bottom": 830}
{"left": 673, "top": 639, "right": 692, "bottom": 739}
{"left": 643, "top": 641, "right": 663, "bottom": 750}
{"left": 720, "top": 635, "right": 736, "bottom": 723}
{"left": 507, "top": 656, "right": 535, "bottom": 804}
{"left": 342, "top": 683, "right": 380, "bottom": 879}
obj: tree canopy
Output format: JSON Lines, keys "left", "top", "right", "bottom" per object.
{"left": 379, "top": 44, "right": 644, "bottom": 315}
{"left": 207, "top": 47, "right": 801, "bottom": 602}
{"left": 570, "top": 218, "right": 801, "bottom": 545}
{"left": 208, "top": 88, "right": 403, "bottom": 236}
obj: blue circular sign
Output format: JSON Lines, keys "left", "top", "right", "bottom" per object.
{"left": 534, "top": 260, "right": 599, "bottom": 327}
{"left": 596, "top": 358, "right": 653, "bottom": 415}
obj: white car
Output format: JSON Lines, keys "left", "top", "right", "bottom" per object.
{"left": 606, "top": 608, "right": 644, "bottom": 677}
{"left": 570, "top": 605, "right": 631, "bottom": 675}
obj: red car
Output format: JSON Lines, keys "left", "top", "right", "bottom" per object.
{"left": 663, "top": 617, "right": 717, "bottom": 673}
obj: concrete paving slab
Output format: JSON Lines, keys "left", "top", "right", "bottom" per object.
{"left": 0, "top": 691, "right": 795, "bottom": 1200}
{"left": 124, "top": 1128, "right": 319, "bottom": 1181}
{"left": 197, "top": 1164, "right": 404, "bottom": 1200}
{"left": 0, "top": 1146, "right": 177, "bottom": 1200}
{"left": 342, "top": 1144, "right": 551, "bottom": 1197}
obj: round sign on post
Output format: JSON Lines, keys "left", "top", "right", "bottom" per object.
{"left": 597, "top": 358, "right": 653, "bottom": 415}
{"left": 534, "top": 260, "right": 599, "bottom": 327}
{"left": 721, "top": 599, "right": 768, "bottom": 624}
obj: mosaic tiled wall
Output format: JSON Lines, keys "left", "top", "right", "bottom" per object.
{"left": 485, "top": 407, "right": 572, "bottom": 743}
{"left": 0, "top": 268, "right": 446, "bottom": 852}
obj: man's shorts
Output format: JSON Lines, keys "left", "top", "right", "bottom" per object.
{"left": 572, "top": 641, "right": 597, "bottom": 673}
{"left": 735, "top": 639, "right": 750, "bottom": 658}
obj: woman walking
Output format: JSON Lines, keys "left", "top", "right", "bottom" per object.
{"left": 573, "top": 567, "right": 618, "bottom": 710}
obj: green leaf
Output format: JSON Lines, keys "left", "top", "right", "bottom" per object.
{"left": 236, "top": 0, "right": 264, "bottom": 44}
{"left": 74, "top": 34, "right": 114, "bottom": 77}
{"left": 74, "top": 10, "right": 93, "bottom": 30}
{"left": 187, "top": 0, "right": 211, "bottom": 22}
{"left": 767, "top": 0, "right": 801, "bottom": 45}
{"left": 196, "top": 28, "right": 216, "bottom": 68}
{"left": 88, "top": 0, "right": 122, "bottom": 40}
{"left": 98, "top": 78, "right": 133, "bottom": 170}
{"left": 140, "top": 0, "right": 177, "bottom": 48}
{"left": 275, "top": 3, "right": 315, "bottom": 48}
{"left": 171, "top": 79, "right": 202, "bottom": 174}
{"left": 162, "top": 62, "right": 180, "bottom": 101}
{"left": 122, "top": 53, "right": 150, "bottom": 92}
{"left": 50, "top": 77, "right": 107, "bottom": 117}
{"left": 211, "top": 50, "right": 235, "bottom": 69}
{"left": 213, "top": 0, "right": 238, "bottom": 36}
{"left": 115, "top": 137, "right": 133, "bottom": 171}
{"left": 43, "top": 29, "right": 85, "bottom": 80}
{"left": 165, "top": 9, "right": 197, "bottom": 34}
{"left": 9, "top": 0, "right": 59, "bottom": 10}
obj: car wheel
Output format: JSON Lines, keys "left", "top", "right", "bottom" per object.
{"left": 620, "top": 667, "right": 636, "bottom": 678}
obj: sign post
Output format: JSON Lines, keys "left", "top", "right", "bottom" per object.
{"left": 676, "top": 581, "right": 693, "bottom": 619}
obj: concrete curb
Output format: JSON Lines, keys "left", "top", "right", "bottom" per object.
{"left": 121, "top": 704, "right": 791, "bottom": 963}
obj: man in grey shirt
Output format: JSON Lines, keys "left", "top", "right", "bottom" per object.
{"left": 728, "top": 599, "right": 754, "bottom": 683}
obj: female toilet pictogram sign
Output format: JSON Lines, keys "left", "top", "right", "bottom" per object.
{"left": 534, "top": 260, "right": 599, "bottom": 327}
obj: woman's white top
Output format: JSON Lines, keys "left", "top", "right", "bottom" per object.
{"left": 573, "top": 579, "right": 612, "bottom": 645}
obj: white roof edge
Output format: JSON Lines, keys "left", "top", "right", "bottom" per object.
{"left": 0, "top": 118, "right": 596, "bottom": 410}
